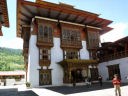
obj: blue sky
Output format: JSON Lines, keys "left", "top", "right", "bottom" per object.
{"left": 0, "top": 0, "right": 128, "bottom": 49}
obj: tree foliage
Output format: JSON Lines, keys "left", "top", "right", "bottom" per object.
{"left": 0, "top": 47, "right": 24, "bottom": 71}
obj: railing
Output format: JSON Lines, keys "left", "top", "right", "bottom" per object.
{"left": 37, "top": 37, "right": 53, "bottom": 47}
{"left": 99, "top": 50, "right": 128, "bottom": 62}
{"left": 38, "top": 37, "right": 53, "bottom": 43}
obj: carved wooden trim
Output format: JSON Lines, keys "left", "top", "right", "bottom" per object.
{"left": 37, "top": 42, "right": 53, "bottom": 48}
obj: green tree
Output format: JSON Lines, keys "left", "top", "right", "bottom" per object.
{"left": 0, "top": 47, "right": 25, "bottom": 71}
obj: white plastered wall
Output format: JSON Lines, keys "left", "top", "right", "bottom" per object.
{"left": 98, "top": 57, "right": 128, "bottom": 82}
{"left": 80, "top": 40, "right": 89, "bottom": 59}
{"left": 27, "top": 35, "right": 40, "bottom": 87}
{"left": 50, "top": 37, "right": 63, "bottom": 86}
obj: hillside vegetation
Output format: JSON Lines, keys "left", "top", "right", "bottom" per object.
{"left": 0, "top": 47, "right": 25, "bottom": 71}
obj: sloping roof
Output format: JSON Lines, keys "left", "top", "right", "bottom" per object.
{"left": 0, "top": 0, "right": 9, "bottom": 36}
{"left": 0, "top": 0, "right": 9, "bottom": 27}
{"left": 98, "top": 36, "right": 128, "bottom": 50}
{"left": 16, "top": 0, "right": 113, "bottom": 37}
{"left": 58, "top": 59, "right": 98, "bottom": 68}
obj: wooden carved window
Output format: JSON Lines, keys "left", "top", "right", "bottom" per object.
{"left": 107, "top": 64, "right": 121, "bottom": 80}
{"left": 38, "top": 24, "right": 53, "bottom": 43}
{"left": 87, "top": 31, "right": 100, "bottom": 49}
{"left": 61, "top": 28, "right": 81, "bottom": 45}
{"left": 38, "top": 25, "right": 43, "bottom": 37}
{"left": 44, "top": 26, "right": 48, "bottom": 37}
{"left": 39, "top": 48, "right": 51, "bottom": 60}
{"left": 64, "top": 50, "right": 79, "bottom": 59}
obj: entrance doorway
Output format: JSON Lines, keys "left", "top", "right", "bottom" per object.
{"left": 71, "top": 69, "right": 84, "bottom": 83}
{"left": 107, "top": 64, "right": 121, "bottom": 80}
{"left": 90, "top": 68, "right": 99, "bottom": 80}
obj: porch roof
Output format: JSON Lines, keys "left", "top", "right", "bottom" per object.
{"left": 58, "top": 59, "right": 98, "bottom": 67}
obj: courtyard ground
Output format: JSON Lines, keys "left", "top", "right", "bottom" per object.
{"left": 0, "top": 83, "right": 128, "bottom": 96}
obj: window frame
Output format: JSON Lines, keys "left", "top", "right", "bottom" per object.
{"left": 39, "top": 48, "right": 51, "bottom": 60}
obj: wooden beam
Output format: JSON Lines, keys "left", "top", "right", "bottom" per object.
{"left": 22, "top": 0, "right": 99, "bottom": 17}
{"left": 0, "top": 0, "right": 9, "bottom": 27}
{"left": 87, "top": 17, "right": 97, "bottom": 25}
{"left": 78, "top": 17, "right": 85, "bottom": 24}
{"left": 64, "top": 14, "right": 70, "bottom": 21}
{"left": 20, "top": 11, "right": 33, "bottom": 19}
{"left": 36, "top": 7, "right": 41, "bottom": 16}
{"left": 47, "top": 8, "right": 51, "bottom": 18}
{"left": 20, "top": 18, "right": 30, "bottom": 25}
{"left": 17, "top": 0, "right": 22, "bottom": 37}
{"left": 56, "top": 11, "right": 62, "bottom": 19}
{"left": 73, "top": 15, "right": 79, "bottom": 22}
{"left": 94, "top": 19, "right": 105, "bottom": 27}
{"left": 80, "top": 15, "right": 89, "bottom": 24}
{"left": 22, "top": 5, "right": 35, "bottom": 17}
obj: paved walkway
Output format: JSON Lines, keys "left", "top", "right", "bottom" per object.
{"left": 0, "top": 83, "right": 127, "bottom": 96}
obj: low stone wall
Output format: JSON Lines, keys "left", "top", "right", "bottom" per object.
{"left": 0, "top": 78, "right": 25, "bottom": 86}
{"left": 6, "top": 79, "right": 15, "bottom": 86}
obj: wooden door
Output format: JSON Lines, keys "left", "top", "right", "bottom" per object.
{"left": 90, "top": 68, "right": 99, "bottom": 80}
{"left": 39, "top": 69, "right": 52, "bottom": 85}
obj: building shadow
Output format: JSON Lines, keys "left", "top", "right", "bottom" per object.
{"left": 0, "top": 88, "right": 18, "bottom": 96}
{"left": 0, "top": 88, "right": 38, "bottom": 96}
{"left": 18, "top": 90, "right": 39, "bottom": 96}
{"left": 44, "top": 82, "right": 128, "bottom": 95}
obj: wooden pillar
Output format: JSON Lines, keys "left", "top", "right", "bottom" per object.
{"left": 0, "top": 22, "right": 2, "bottom": 36}
{"left": 88, "top": 65, "right": 92, "bottom": 77}
{"left": 88, "top": 49, "right": 92, "bottom": 59}
{"left": 86, "top": 66, "right": 88, "bottom": 77}
{"left": 125, "top": 43, "right": 128, "bottom": 56}
{"left": 114, "top": 48, "right": 117, "bottom": 59}
{"left": 68, "top": 63, "right": 72, "bottom": 83}
{"left": 25, "top": 62, "right": 28, "bottom": 82}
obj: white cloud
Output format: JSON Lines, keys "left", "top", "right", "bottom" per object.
{"left": 0, "top": 37, "right": 23, "bottom": 49}
{"left": 100, "top": 23, "right": 128, "bottom": 42}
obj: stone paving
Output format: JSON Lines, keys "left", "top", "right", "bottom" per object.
{"left": 0, "top": 83, "right": 127, "bottom": 96}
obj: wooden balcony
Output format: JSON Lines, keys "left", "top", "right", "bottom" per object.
{"left": 37, "top": 38, "right": 53, "bottom": 47}
{"left": 61, "top": 41, "right": 82, "bottom": 49}
{"left": 39, "top": 59, "right": 51, "bottom": 66}
{"left": 99, "top": 50, "right": 128, "bottom": 62}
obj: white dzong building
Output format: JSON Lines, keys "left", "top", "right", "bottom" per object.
{"left": 16, "top": 0, "right": 113, "bottom": 87}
